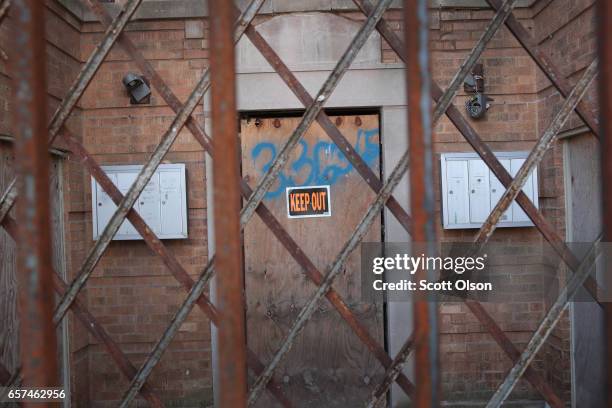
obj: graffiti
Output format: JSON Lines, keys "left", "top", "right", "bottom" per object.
{"left": 251, "top": 128, "right": 380, "bottom": 199}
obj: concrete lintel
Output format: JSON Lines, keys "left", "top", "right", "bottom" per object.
{"left": 57, "top": 0, "right": 536, "bottom": 23}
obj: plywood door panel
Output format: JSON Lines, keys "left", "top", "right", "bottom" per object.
{"left": 241, "top": 115, "right": 383, "bottom": 407}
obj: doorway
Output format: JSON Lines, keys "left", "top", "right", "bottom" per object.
{"left": 240, "top": 113, "right": 385, "bottom": 407}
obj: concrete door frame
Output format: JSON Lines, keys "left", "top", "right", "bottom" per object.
{"left": 204, "top": 12, "right": 412, "bottom": 407}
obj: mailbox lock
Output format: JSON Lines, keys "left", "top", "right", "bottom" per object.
{"left": 449, "top": 190, "right": 453, "bottom": 195}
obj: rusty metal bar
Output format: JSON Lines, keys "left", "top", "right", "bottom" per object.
{"left": 239, "top": 0, "right": 393, "bottom": 229}
{"left": 210, "top": 0, "right": 247, "bottom": 406}
{"left": 599, "top": 0, "right": 612, "bottom": 401}
{"left": 118, "top": 261, "right": 216, "bottom": 408}
{"left": 247, "top": 142, "right": 410, "bottom": 406}
{"left": 11, "top": 0, "right": 58, "bottom": 396}
{"left": 365, "top": 333, "right": 415, "bottom": 408}
{"left": 431, "top": 0, "right": 516, "bottom": 121}
{"left": 486, "top": 0, "right": 600, "bottom": 137}
{"left": 475, "top": 58, "right": 598, "bottom": 246}
{"left": 485, "top": 236, "right": 602, "bottom": 407}
{"left": 52, "top": 1, "right": 262, "bottom": 325}
{"left": 242, "top": 23, "right": 413, "bottom": 232}
{"left": 404, "top": 0, "right": 438, "bottom": 406}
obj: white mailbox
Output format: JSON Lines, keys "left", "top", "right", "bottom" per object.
{"left": 91, "top": 164, "right": 188, "bottom": 240}
{"left": 440, "top": 152, "right": 538, "bottom": 229}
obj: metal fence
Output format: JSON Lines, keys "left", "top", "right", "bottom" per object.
{"left": 0, "top": 0, "right": 607, "bottom": 407}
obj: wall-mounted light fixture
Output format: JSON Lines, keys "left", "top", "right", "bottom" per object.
{"left": 122, "top": 73, "right": 151, "bottom": 104}
{"left": 463, "top": 63, "right": 493, "bottom": 120}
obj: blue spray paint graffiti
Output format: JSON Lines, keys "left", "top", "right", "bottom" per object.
{"left": 251, "top": 128, "right": 380, "bottom": 199}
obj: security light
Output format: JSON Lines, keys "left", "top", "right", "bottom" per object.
{"left": 122, "top": 72, "right": 151, "bottom": 104}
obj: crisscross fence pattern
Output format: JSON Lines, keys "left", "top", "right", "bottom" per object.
{"left": 1, "top": 0, "right": 608, "bottom": 407}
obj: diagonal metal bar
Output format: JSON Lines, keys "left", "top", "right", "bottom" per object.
{"left": 404, "top": 0, "right": 438, "bottom": 406}
{"left": 0, "top": 0, "right": 143, "bottom": 227}
{"left": 474, "top": 58, "right": 598, "bottom": 246}
{"left": 0, "top": 215, "right": 165, "bottom": 407}
{"left": 365, "top": 333, "right": 415, "bottom": 408}
{"left": 242, "top": 20, "right": 413, "bottom": 232}
{"left": 353, "top": 0, "right": 602, "bottom": 308}
{"left": 52, "top": 0, "right": 263, "bottom": 325}
{"left": 118, "top": 260, "right": 216, "bottom": 408}
{"left": 239, "top": 0, "right": 393, "bottom": 229}
{"left": 486, "top": 0, "right": 600, "bottom": 138}
{"left": 485, "top": 235, "right": 602, "bottom": 407}
{"left": 247, "top": 137, "right": 410, "bottom": 407}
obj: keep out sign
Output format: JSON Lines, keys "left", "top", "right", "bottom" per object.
{"left": 286, "top": 185, "right": 331, "bottom": 218}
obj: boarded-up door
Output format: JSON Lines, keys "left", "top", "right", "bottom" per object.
{"left": 241, "top": 114, "right": 384, "bottom": 407}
